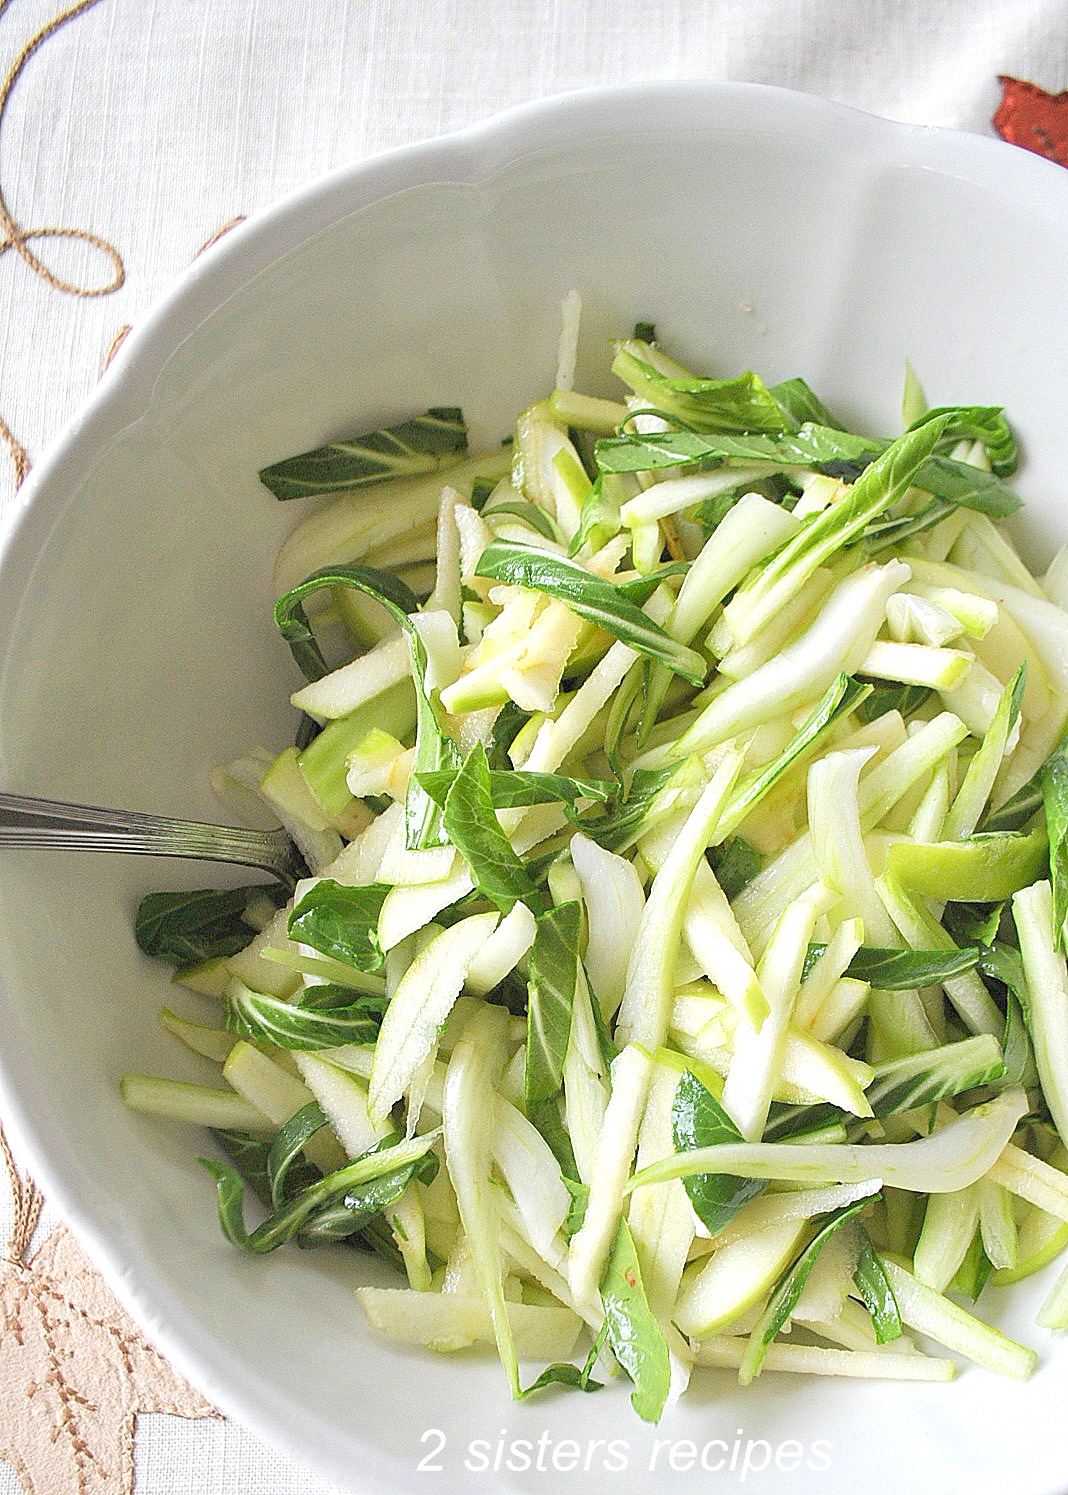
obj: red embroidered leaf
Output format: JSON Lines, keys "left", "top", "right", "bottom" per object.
{"left": 994, "top": 76, "right": 1068, "bottom": 168}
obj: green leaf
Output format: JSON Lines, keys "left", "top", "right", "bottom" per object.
{"left": 739, "top": 1196, "right": 875, "bottom": 1383}
{"left": 943, "top": 900, "right": 1006, "bottom": 949}
{"left": 977, "top": 942, "right": 1039, "bottom": 1087}
{"left": 274, "top": 564, "right": 458, "bottom": 847}
{"left": 469, "top": 474, "right": 500, "bottom": 511}
{"left": 519, "top": 1321, "right": 608, "bottom": 1398}
{"left": 569, "top": 474, "right": 622, "bottom": 556}
{"left": 473, "top": 541, "right": 707, "bottom": 686}
{"left": 135, "top": 884, "right": 282, "bottom": 971}
{"left": 274, "top": 564, "right": 421, "bottom": 683}
{"left": 525, "top": 901, "right": 582, "bottom": 1110}
{"left": 259, "top": 408, "right": 467, "bottom": 500}
{"left": 864, "top": 498, "right": 955, "bottom": 553}
{"left": 1001, "top": 991, "right": 1039, "bottom": 1090}
{"left": 485, "top": 701, "right": 530, "bottom": 769}
{"left": 719, "top": 673, "right": 872, "bottom": 835}
{"left": 574, "top": 764, "right": 685, "bottom": 854}
{"left": 441, "top": 744, "right": 539, "bottom": 913}
{"left": 563, "top": 1174, "right": 589, "bottom": 1235}
{"left": 613, "top": 561, "right": 691, "bottom": 604}
{"left": 518, "top": 1360, "right": 603, "bottom": 1398}
{"left": 769, "top": 376, "right": 841, "bottom": 429}
{"left": 266, "top": 1101, "right": 330, "bottom": 1205}
{"left": 912, "top": 454, "right": 1021, "bottom": 517}
{"left": 764, "top": 1033, "right": 1007, "bottom": 1139}
{"left": 595, "top": 422, "right": 878, "bottom": 474}
{"left": 950, "top": 1228, "right": 995, "bottom": 1301}
{"left": 907, "top": 404, "right": 1016, "bottom": 477}
{"left": 417, "top": 766, "right": 612, "bottom": 816}
{"left": 594, "top": 417, "right": 1021, "bottom": 517}
{"left": 527, "top": 1097, "right": 580, "bottom": 1180}
{"left": 482, "top": 498, "right": 559, "bottom": 542}
{"left": 223, "top": 981, "right": 387, "bottom": 1050}
{"left": 852, "top": 1232, "right": 903, "bottom": 1343}
{"left": 856, "top": 681, "right": 933, "bottom": 724}
{"left": 301, "top": 1138, "right": 439, "bottom": 1244}
{"left": 211, "top": 1127, "right": 317, "bottom": 1208}
{"left": 748, "top": 414, "right": 952, "bottom": 592}
{"left": 599, "top": 1218, "right": 672, "bottom": 1422}
{"left": 671, "top": 1068, "right": 766, "bottom": 1235}
{"left": 982, "top": 771, "right": 1043, "bottom": 833}
{"left": 1042, "top": 736, "right": 1068, "bottom": 950}
{"left": 287, "top": 879, "right": 391, "bottom": 971}
{"left": 706, "top": 838, "right": 763, "bottom": 901}
{"left": 864, "top": 1034, "right": 1006, "bottom": 1117}
{"left": 801, "top": 943, "right": 981, "bottom": 989}
{"left": 200, "top": 1130, "right": 439, "bottom": 1253}
{"left": 611, "top": 343, "right": 791, "bottom": 435}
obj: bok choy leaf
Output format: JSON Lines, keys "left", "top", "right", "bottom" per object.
{"left": 222, "top": 981, "right": 387, "bottom": 1050}
{"left": 525, "top": 901, "right": 582, "bottom": 1161}
{"left": 260, "top": 408, "right": 467, "bottom": 500}
{"left": 200, "top": 1129, "right": 439, "bottom": 1253}
{"left": 287, "top": 879, "right": 391, "bottom": 971}
{"left": 473, "top": 541, "right": 707, "bottom": 685}
{"left": 136, "top": 885, "right": 283, "bottom": 971}
{"left": 739, "top": 1195, "right": 876, "bottom": 1383}
{"left": 599, "top": 1218, "right": 672, "bottom": 1422}
{"left": 275, "top": 565, "right": 460, "bottom": 846}
{"left": 671, "top": 1067, "right": 766, "bottom": 1236}
{"left": 852, "top": 1233, "right": 903, "bottom": 1343}
{"left": 442, "top": 745, "right": 539, "bottom": 913}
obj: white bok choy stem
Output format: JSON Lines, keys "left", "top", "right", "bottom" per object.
{"left": 908, "top": 555, "right": 1068, "bottom": 694}
{"left": 642, "top": 491, "right": 800, "bottom": 726}
{"left": 734, "top": 711, "right": 969, "bottom": 953}
{"left": 639, "top": 820, "right": 767, "bottom": 1028}
{"left": 368, "top": 912, "right": 499, "bottom": 1123}
{"left": 722, "top": 881, "right": 835, "bottom": 1141}
{"left": 464, "top": 901, "right": 537, "bottom": 996}
{"left": 570, "top": 832, "right": 646, "bottom": 1020}
{"left": 616, "top": 748, "right": 746, "bottom": 1051}
{"left": 626, "top": 1087, "right": 1028, "bottom": 1195}
{"left": 807, "top": 748, "right": 899, "bottom": 945}
{"left": 569, "top": 750, "right": 745, "bottom": 1307}
{"left": 675, "top": 560, "right": 910, "bottom": 757}
{"left": 1012, "top": 880, "right": 1068, "bottom": 1151}
{"left": 628, "top": 1058, "right": 696, "bottom": 1322}
{"left": 880, "top": 1258, "right": 1036, "bottom": 1380}
{"left": 668, "top": 492, "right": 800, "bottom": 646}
{"left": 442, "top": 1003, "right": 519, "bottom": 1392}
{"left": 693, "top": 1338, "right": 955, "bottom": 1381}
{"left": 562, "top": 967, "right": 611, "bottom": 1185}
{"left": 492, "top": 1098, "right": 572, "bottom": 1258}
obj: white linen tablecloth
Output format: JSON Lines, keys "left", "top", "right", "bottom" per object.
{"left": 0, "top": 1, "right": 1065, "bottom": 1489}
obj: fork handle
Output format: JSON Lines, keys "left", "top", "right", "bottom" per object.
{"left": 0, "top": 791, "right": 302, "bottom": 885}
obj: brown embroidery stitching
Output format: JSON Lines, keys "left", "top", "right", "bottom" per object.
{"left": 0, "top": 0, "right": 125, "bottom": 297}
{"left": 0, "top": 1126, "right": 217, "bottom": 1494}
{"left": 0, "top": 413, "right": 28, "bottom": 490}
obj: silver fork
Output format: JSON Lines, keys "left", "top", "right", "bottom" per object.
{"left": 0, "top": 791, "right": 306, "bottom": 887}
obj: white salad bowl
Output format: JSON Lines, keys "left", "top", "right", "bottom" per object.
{"left": 2, "top": 81, "right": 1068, "bottom": 1495}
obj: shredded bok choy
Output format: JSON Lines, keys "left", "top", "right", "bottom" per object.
{"left": 124, "top": 299, "right": 1068, "bottom": 1420}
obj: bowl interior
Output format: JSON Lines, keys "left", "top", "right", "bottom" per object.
{"left": 1, "top": 84, "right": 1067, "bottom": 1495}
